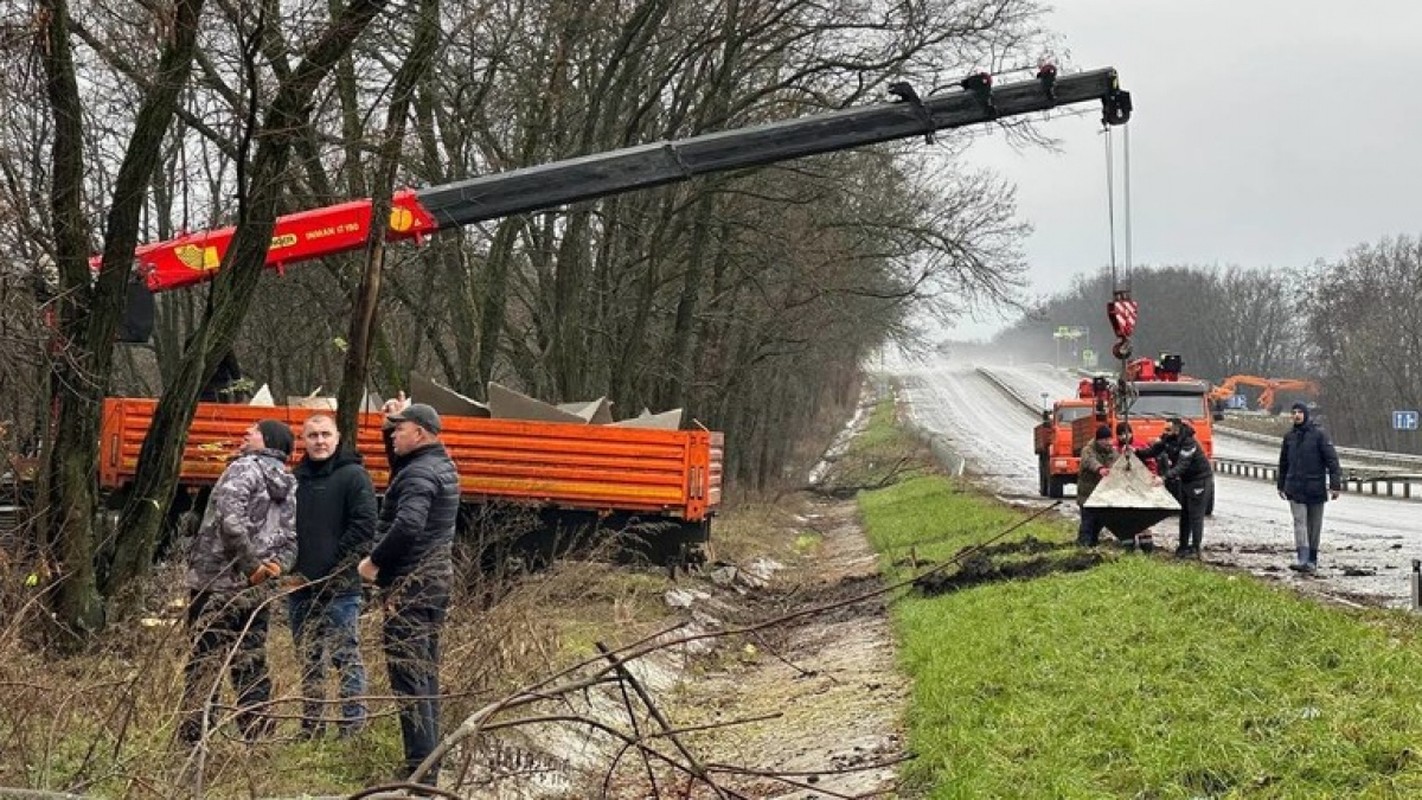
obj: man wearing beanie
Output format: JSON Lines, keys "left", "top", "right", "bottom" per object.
{"left": 1277, "top": 402, "right": 1341, "bottom": 573}
{"left": 360, "top": 395, "right": 459, "bottom": 786}
{"left": 1075, "top": 423, "right": 1116, "bottom": 546}
{"left": 179, "top": 419, "right": 298, "bottom": 747}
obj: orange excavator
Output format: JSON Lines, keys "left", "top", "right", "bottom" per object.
{"left": 1208, "top": 375, "right": 1319, "bottom": 414}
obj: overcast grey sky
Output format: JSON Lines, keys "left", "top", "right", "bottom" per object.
{"left": 944, "top": 0, "right": 1422, "bottom": 340}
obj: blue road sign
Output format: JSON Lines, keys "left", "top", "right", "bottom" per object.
{"left": 1394, "top": 410, "right": 1420, "bottom": 431}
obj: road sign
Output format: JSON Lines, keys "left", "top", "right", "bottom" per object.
{"left": 1082, "top": 348, "right": 1098, "bottom": 368}
{"left": 1394, "top": 410, "right": 1420, "bottom": 431}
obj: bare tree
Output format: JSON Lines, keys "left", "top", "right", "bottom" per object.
{"left": 336, "top": 0, "right": 443, "bottom": 439}
{"left": 1302, "top": 236, "right": 1422, "bottom": 452}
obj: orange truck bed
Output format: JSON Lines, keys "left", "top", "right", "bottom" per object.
{"left": 100, "top": 398, "right": 723, "bottom": 522}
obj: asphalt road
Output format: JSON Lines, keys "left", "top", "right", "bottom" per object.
{"left": 884, "top": 353, "right": 1422, "bottom": 609}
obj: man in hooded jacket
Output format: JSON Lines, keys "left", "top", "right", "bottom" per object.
{"left": 1277, "top": 402, "right": 1341, "bottom": 573}
{"left": 179, "top": 419, "right": 298, "bottom": 745}
{"left": 289, "top": 413, "right": 376, "bottom": 738}
{"left": 1161, "top": 420, "right": 1213, "bottom": 558}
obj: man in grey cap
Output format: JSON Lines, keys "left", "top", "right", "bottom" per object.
{"left": 358, "top": 396, "right": 459, "bottom": 786}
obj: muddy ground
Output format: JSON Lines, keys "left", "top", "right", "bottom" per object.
{"left": 668, "top": 494, "right": 910, "bottom": 799}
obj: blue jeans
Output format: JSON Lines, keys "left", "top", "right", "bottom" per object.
{"left": 288, "top": 590, "right": 367, "bottom": 733}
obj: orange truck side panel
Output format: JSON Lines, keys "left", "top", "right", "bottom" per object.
{"left": 100, "top": 399, "right": 723, "bottom": 522}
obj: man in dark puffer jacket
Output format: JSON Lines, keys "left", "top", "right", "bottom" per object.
{"left": 359, "top": 400, "right": 458, "bottom": 787}
{"left": 289, "top": 413, "right": 376, "bottom": 739}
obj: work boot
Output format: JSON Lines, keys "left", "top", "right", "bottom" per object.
{"left": 1308, "top": 548, "right": 1319, "bottom": 571}
{"left": 1288, "top": 547, "right": 1309, "bottom": 572}
{"left": 176, "top": 719, "right": 204, "bottom": 748}
{"left": 298, "top": 720, "right": 326, "bottom": 741}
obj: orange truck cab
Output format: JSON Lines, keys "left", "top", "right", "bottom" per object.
{"left": 1033, "top": 398, "right": 1094, "bottom": 497}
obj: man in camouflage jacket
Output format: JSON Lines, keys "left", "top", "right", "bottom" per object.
{"left": 179, "top": 419, "right": 298, "bottom": 746}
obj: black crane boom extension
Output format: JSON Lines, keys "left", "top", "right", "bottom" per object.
{"left": 416, "top": 68, "right": 1129, "bottom": 227}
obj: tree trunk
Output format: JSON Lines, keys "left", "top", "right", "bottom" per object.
{"left": 39, "top": 0, "right": 208, "bottom": 641}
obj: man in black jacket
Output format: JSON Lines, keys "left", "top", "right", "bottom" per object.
{"left": 290, "top": 414, "right": 376, "bottom": 738}
{"left": 1277, "top": 402, "right": 1341, "bottom": 573}
{"left": 359, "top": 400, "right": 459, "bottom": 786}
{"left": 1161, "top": 421, "right": 1213, "bottom": 558}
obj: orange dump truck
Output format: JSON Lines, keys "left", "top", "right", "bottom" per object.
{"left": 99, "top": 398, "right": 723, "bottom": 564}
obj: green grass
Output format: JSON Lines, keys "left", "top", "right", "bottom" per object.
{"left": 847, "top": 401, "right": 1422, "bottom": 798}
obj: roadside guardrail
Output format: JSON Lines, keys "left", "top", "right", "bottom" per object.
{"left": 977, "top": 367, "right": 1042, "bottom": 416}
{"left": 1213, "top": 423, "right": 1422, "bottom": 470}
{"left": 1213, "top": 458, "right": 1420, "bottom": 501}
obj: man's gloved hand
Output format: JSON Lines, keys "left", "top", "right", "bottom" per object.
{"left": 1098, "top": 467, "right": 1110, "bottom": 477}
{"left": 248, "top": 561, "right": 282, "bottom": 586}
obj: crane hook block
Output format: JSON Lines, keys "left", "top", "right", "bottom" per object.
{"left": 1107, "top": 293, "right": 1138, "bottom": 338}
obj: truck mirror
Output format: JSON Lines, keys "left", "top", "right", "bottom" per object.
{"left": 1042, "top": 410, "right": 1051, "bottom": 423}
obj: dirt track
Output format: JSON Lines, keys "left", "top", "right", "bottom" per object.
{"left": 671, "top": 493, "right": 909, "bottom": 798}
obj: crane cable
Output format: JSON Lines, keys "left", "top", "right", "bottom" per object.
{"left": 1103, "top": 125, "right": 1134, "bottom": 305}
{"left": 1104, "top": 125, "right": 1118, "bottom": 287}
{"left": 1103, "top": 121, "right": 1137, "bottom": 425}
{"left": 1123, "top": 123, "right": 1133, "bottom": 281}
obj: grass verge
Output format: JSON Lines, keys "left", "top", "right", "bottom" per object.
{"left": 852, "top": 398, "right": 1422, "bottom": 798}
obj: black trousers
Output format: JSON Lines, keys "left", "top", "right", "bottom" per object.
{"left": 1178, "top": 480, "right": 1209, "bottom": 550}
{"left": 383, "top": 583, "right": 449, "bottom": 781}
{"left": 180, "top": 590, "right": 273, "bottom": 742}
